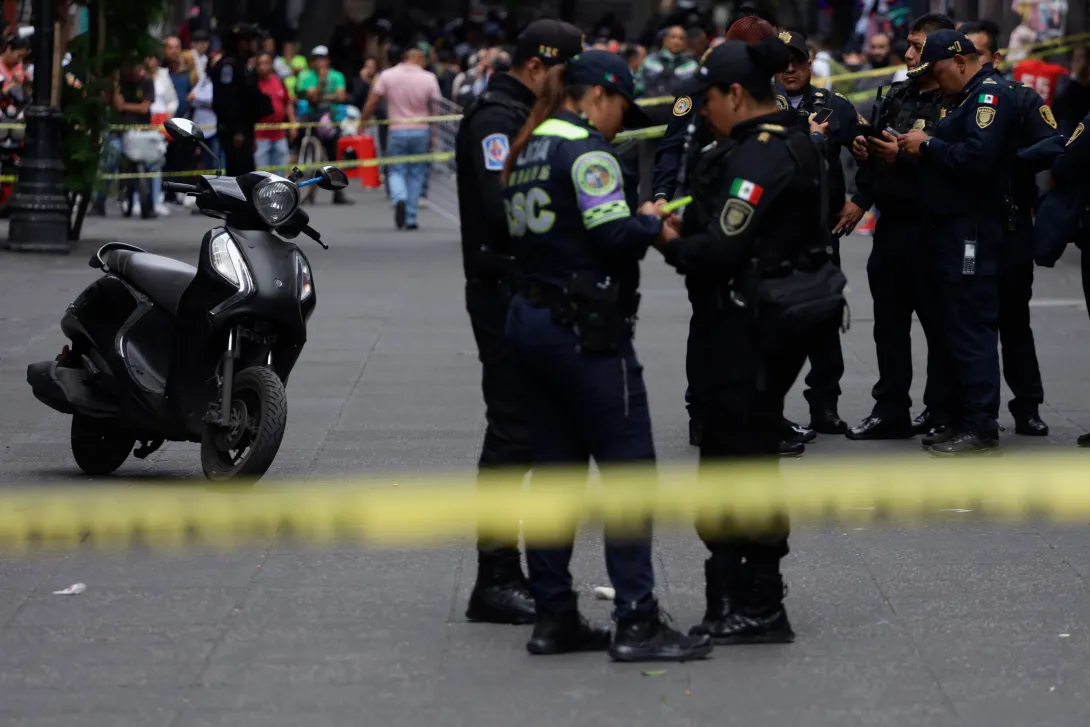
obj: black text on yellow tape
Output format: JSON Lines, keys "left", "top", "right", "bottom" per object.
{"left": 2, "top": 455, "right": 1090, "bottom": 554}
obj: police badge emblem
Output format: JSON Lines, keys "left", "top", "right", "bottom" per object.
{"left": 976, "top": 106, "right": 995, "bottom": 129}
{"left": 1040, "top": 105, "right": 1057, "bottom": 129}
{"left": 673, "top": 96, "right": 692, "bottom": 116}
{"left": 720, "top": 199, "right": 754, "bottom": 236}
{"left": 913, "top": 118, "right": 926, "bottom": 130}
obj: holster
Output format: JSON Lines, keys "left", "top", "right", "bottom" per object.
{"left": 472, "top": 245, "right": 521, "bottom": 297}
{"left": 564, "top": 274, "right": 629, "bottom": 354}
{"left": 745, "top": 261, "right": 848, "bottom": 349}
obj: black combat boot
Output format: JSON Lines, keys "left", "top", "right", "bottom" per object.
{"left": 928, "top": 431, "right": 1001, "bottom": 457}
{"left": 466, "top": 554, "right": 536, "bottom": 625}
{"left": 610, "top": 599, "right": 713, "bottom": 662}
{"left": 1011, "top": 402, "right": 1049, "bottom": 437}
{"left": 689, "top": 417, "right": 704, "bottom": 447}
{"left": 689, "top": 556, "right": 735, "bottom": 636}
{"left": 782, "top": 418, "right": 816, "bottom": 443}
{"left": 711, "top": 567, "right": 795, "bottom": 645}
{"left": 526, "top": 597, "right": 611, "bottom": 655}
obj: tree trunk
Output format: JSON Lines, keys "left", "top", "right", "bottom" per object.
{"left": 67, "top": 0, "right": 102, "bottom": 241}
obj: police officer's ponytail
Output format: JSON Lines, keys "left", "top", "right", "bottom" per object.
{"left": 739, "top": 37, "right": 791, "bottom": 101}
{"left": 502, "top": 63, "right": 588, "bottom": 183}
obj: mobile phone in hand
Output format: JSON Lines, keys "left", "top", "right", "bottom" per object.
{"left": 883, "top": 126, "right": 902, "bottom": 138}
{"left": 813, "top": 108, "right": 834, "bottom": 125}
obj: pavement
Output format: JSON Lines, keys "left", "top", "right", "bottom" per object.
{"left": 3, "top": 188, "right": 1090, "bottom": 727}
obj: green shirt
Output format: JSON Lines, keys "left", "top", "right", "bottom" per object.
{"left": 296, "top": 68, "right": 346, "bottom": 98}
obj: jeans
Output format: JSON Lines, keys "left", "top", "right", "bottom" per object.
{"left": 386, "top": 128, "right": 430, "bottom": 226}
{"left": 254, "top": 137, "right": 289, "bottom": 171}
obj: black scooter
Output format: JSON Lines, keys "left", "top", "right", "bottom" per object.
{"left": 27, "top": 118, "right": 348, "bottom": 482}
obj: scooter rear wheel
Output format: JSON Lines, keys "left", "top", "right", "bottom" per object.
{"left": 71, "top": 414, "right": 135, "bottom": 476}
{"left": 200, "top": 366, "right": 288, "bottom": 483}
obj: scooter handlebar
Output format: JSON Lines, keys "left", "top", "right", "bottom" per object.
{"left": 162, "top": 182, "right": 198, "bottom": 194}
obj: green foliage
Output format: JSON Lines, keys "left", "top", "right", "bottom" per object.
{"left": 62, "top": 0, "right": 169, "bottom": 236}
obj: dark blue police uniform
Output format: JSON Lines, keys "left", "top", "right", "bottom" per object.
{"left": 504, "top": 53, "right": 712, "bottom": 664}
{"left": 847, "top": 79, "right": 953, "bottom": 440}
{"left": 1038, "top": 112, "right": 1090, "bottom": 314}
{"left": 774, "top": 31, "right": 871, "bottom": 433}
{"left": 994, "top": 69, "right": 1060, "bottom": 434}
{"left": 652, "top": 93, "right": 704, "bottom": 201}
{"left": 911, "top": 31, "right": 1018, "bottom": 455}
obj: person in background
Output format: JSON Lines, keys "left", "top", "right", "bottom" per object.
{"left": 1054, "top": 45, "right": 1090, "bottom": 135}
{"left": 162, "top": 38, "right": 197, "bottom": 204}
{"left": 361, "top": 46, "right": 441, "bottom": 230}
{"left": 285, "top": 55, "right": 308, "bottom": 101}
{"left": 1013, "top": 49, "right": 1069, "bottom": 107}
{"left": 687, "top": 26, "right": 709, "bottom": 58}
{"left": 190, "top": 28, "right": 210, "bottom": 78}
{"left": 191, "top": 48, "right": 222, "bottom": 173}
{"left": 352, "top": 56, "right": 378, "bottom": 109}
{"left": 623, "top": 44, "right": 647, "bottom": 78}
{"left": 254, "top": 51, "right": 295, "bottom": 172}
{"left": 434, "top": 50, "right": 461, "bottom": 100}
{"left": 112, "top": 64, "right": 158, "bottom": 218}
{"left": 890, "top": 38, "right": 909, "bottom": 81}
{"left": 297, "top": 45, "right": 347, "bottom": 113}
{"left": 145, "top": 53, "right": 177, "bottom": 218}
{"left": 0, "top": 35, "right": 26, "bottom": 94}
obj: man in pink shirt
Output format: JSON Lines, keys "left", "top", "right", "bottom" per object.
{"left": 362, "top": 47, "right": 441, "bottom": 230}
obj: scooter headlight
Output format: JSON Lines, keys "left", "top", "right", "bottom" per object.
{"left": 210, "top": 233, "right": 254, "bottom": 294}
{"left": 295, "top": 252, "right": 313, "bottom": 302}
{"left": 253, "top": 178, "right": 299, "bottom": 227}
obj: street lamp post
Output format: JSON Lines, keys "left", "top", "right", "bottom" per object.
{"left": 6, "top": 0, "right": 69, "bottom": 254}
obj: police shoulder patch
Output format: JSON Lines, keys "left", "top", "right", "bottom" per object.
{"left": 719, "top": 198, "right": 754, "bottom": 237}
{"left": 983, "top": 77, "right": 998, "bottom": 85}
{"left": 673, "top": 96, "right": 692, "bottom": 117}
{"left": 1040, "top": 105, "right": 1057, "bottom": 129}
{"left": 975, "top": 106, "right": 995, "bottom": 129}
{"left": 835, "top": 92, "right": 850, "bottom": 103}
{"left": 913, "top": 118, "right": 926, "bottom": 131}
{"left": 220, "top": 64, "right": 233, "bottom": 84}
{"left": 572, "top": 151, "right": 621, "bottom": 198}
{"left": 775, "top": 94, "right": 788, "bottom": 110}
{"left": 481, "top": 133, "right": 509, "bottom": 172}
{"left": 1069, "top": 122, "right": 1085, "bottom": 146}
{"left": 857, "top": 111, "right": 868, "bottom": 125}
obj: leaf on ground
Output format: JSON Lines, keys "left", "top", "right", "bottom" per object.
{"left": 641, "top": 669, "right": 667, "bottom": 677}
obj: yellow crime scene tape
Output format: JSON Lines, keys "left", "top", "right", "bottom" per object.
{"left": 3, "top": 455, "right": 1090, "bottom": 553}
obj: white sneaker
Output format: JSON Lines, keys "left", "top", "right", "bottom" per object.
{"left": 155, "top": 203, "right": 171, "bottom": 217}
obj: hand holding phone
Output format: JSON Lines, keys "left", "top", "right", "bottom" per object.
{"left": 813, "top": 108, "right": 834, "bottom": 125}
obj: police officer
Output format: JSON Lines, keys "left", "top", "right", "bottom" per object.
{"left": 653, "top": 38, "right": 843, "bottom": 643}
{"left": 503, "top": 50, "right": 712, "bottom": 663}
{"left": 898, "top": 30, "right": 1018, "bottom": 456}
{"left": 212, "top": 23, "right": 271, "bottom": 177}
{"left": 652, "top": 12, "right": 783, "bottom": 451}
{"left": 962, "top": 21, "right": 1056, "bottom": 437}
{"left": 1036, "top": 114, "right": 1090, "bottom": 445}
{"left": 846, "top": 13, "right": 956, "bottom": 442}
{"left": 454, "top": 19, "right": 584, "bottom": 627}
{"left": 636, "top": 26, "right": 699, "bottom": 127}
{"left": 773, "top": 29, "right": 866, "bottom": 437}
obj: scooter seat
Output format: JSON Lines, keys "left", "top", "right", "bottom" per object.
{"left": 103, "top": 250, "right": 197, "bottom": 316}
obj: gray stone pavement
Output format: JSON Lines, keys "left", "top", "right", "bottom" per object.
{"left": 3, "top": 191, "right": 1090, "bottom": 726}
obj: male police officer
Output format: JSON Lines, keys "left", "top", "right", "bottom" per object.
{"left": 962, "top": 21, "right": 1056, "bottom": 437}
{"left": 846, "top": 13, "right": 956, "bottom": 441}
{"left": 898, "top": 29, "right": 1018, "bottom": 456}
{"left": 775, "top": 29, "right": 868, "bottom": 436}
{"left": 212, "top": 23, "right": 271, "bottom": 176}
{"left": 454, "top": 19, "right": 584, "bottom": 626}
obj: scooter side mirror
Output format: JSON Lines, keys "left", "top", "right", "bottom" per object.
{"left": 164, "top": 117, "right": 205, "bottom": 142}
{"left": 315, "top": 165, "right": 349, "bottom": 191}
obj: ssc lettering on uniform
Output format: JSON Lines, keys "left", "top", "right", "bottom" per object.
{"left": 505, "top": 187, "right": 556, "bottom": 237}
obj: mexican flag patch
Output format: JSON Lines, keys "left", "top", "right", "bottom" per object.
{"left": 977, "top": 93, "right": 998, "bottom": 105}
{"left": 729, "top": 178, "right": 764, "bottom": 204}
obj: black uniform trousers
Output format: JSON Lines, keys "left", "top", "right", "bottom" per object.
{"left": 866, "top": 214, "right": 951, "bottom": 423}
{"left": 938, "top": 272, "right": 1001, "bottom": 437}
{"left": 465, "top": 280, "right": 532, "bottom": 573}
{"left": 998, "top": 258, "right": 1044, "bottom": 414}
{"left": 223, "top": 131, "right": 256, "bottom": 177}
{"left": 802, "top": 243, "right": 845, "bottom": 414}
{"left": 506, "top": 295, "right": 656, "bottom": 619}
{"left": 690, "top": 306, "right": 813, "bottom": 566}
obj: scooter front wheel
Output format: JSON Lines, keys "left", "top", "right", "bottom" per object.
{"left": 200, "top": 366, "right": 288, "bottom": 483}
{"left": 71, "top": 414, "right": 135, "bottom": 476}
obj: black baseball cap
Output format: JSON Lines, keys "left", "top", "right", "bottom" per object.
{"left": 683, "top": 40, "right": 763, "bottom": 94}
{"left": 777, "top": 29, "right": 808, "bottom": 60}
{"left": 564, "top": 50, "right": 652, "bottom": 128}
{"left": 514, "top": 19, "right": 584, "bottom": 66}
{"left": 907, "top": 29, "right": 977, "bottom": 78}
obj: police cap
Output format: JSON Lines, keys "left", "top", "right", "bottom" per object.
{"left": 776, "top": 29, "right": 809, "bottom": 61}
{"left": 564, "top": 49, "right": 653, "bottom": 128}
{"left": 514, "top": 19, "right": 584, "bottom": 67}
{"left": 683, "top": 38, "right": 790, "bottom": 95}
{"left": 907, "top": 29, "right": 978, "bottom": 78}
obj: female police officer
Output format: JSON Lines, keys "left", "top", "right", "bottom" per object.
{"left": 652, "top": 38, "right": 846, "bottom": 644}
{"left": 502, "top": 50, "right": 712, "bottom": 663}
